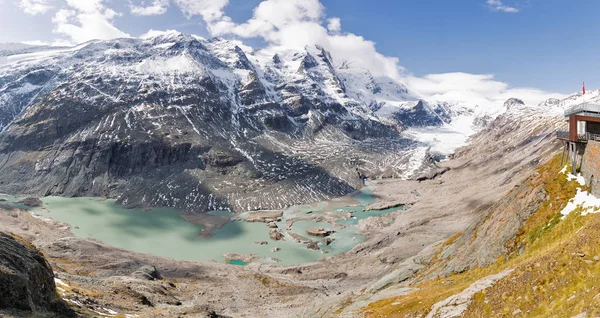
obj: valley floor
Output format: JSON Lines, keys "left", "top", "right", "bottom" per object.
{"left": 0, "top": 158, "right": 492, "bottom": 317}
{"left": 0, "top": 107, "right": 568, "bottom": 317}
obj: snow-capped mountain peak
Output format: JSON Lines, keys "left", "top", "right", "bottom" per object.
{"left": 0, "top": 32, "right": 555, "bottom": 213}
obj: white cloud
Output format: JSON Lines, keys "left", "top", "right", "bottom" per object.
{"left": 64, "top": 0, "right": 102, "bottom": 13}
{"left": 174, "top": 0, "right": 229, "bottom": 22}
{"left": 486, "top": 0, "right": 519, "bottom": 13}
{"left": 52, "top": 8, "right": 74, "bottom": 24}
{"left": 327, "top": 17, "right": 341, "bottom": 33}
{"left": 200, "top": 0, "right": 402, "bottom": 80}
{"left": 174, "top": 0, "right": 557, "bottom": 111}
{"left": 404, "top": 73, "right": 564, "bottom": 111}
{"left": 18, "top": 0, "right": 53, "bottom": 15}
{"left": 51, "top": 0, "right": 130, "bottom": 44}
{"left": 208, "top": 0, "right": 323, "bottom": 38}
{"left": 130, "top": 0, "right": 169, "bottom": 16}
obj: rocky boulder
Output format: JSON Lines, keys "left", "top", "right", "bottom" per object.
{"left": 131, "top": 265, "right": 162, "bottom": 281}
{"left": 269, "top": 229, "right": 284, "bottom": 241}
{"left": 306, "top": 242, "right": 320, "bottom": 250}
{"left": 245, "top": 211, "right": 284, "bottom": 223}
{"left": 0, "top": 232, "right": 73, "bottom": 316}
{"left": 16, "top": 197, "right": 43, "bottom": 207}
{"left": 306, "top": 228, "right": 335, "bottom": 237}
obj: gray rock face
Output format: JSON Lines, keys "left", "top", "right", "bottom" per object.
{"left": 434, "top": 105, "right": 563, "bottom": 277}
{"left": 0, "top": 33, "right": 456, "bottom": 213}
{"left": 424, "top": 269, "right": 514, "bottom": 318}
{"left": 392, "top": 100, "right": 452, "bottom": 128}
{"left": 0, "top": 231, "right": 73, "bottom": 315}
{"left": 131, "top": 265, "right": 162, "bottom": 281}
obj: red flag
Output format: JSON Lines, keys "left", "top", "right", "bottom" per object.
{"left": 583, "top": 81, "right": 586, "bottom": 95}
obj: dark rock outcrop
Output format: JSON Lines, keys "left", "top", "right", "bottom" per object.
{"left": 0, "top": 232, "right": 73, "bottom": 316}
{"left": 306, "top": 241, "right": 320, "bottom": 250}
{"left": 393, "top": 101, "right": 451, "bottom": 128}
{"left": 269, "top": 230, "right": 284, "bottom": 241}
{"left": 131, "top": 265, "right": 162, "bottom": 281}
{"left": 503, "top": 98, "right": 525, "bottom": 110}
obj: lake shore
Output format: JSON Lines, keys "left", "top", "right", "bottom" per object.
{"left": 2, "top": 182, "right": 404, "bottom": 267}
{"left": 0, "top": 177, "right": 425, "bottom": 316}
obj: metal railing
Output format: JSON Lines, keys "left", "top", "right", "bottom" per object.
{"left": 589, "top": 133, "right": 600, "bottom": 141}
{"left": 556, "top": 131, "right": 600, "bottom": 142}
{"left": 556, "top": 131, "right": 570, "bottom": 140}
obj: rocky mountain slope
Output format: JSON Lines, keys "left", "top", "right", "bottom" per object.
{"left": 339, "top": 93, "right": 600, "bottom": 316}
{"left": 0, "top": 231, "right": 74, "bottom": 317}
{"left": 0, "top": 31, "right": 475, "bottom": 213}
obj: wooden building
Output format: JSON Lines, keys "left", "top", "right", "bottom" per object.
{"left": 557, "top": 103, "right": 600, "bottom": 173}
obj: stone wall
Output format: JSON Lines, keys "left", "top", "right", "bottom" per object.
{"left": 581, "top": 141, "right": 600, "bottom": 195}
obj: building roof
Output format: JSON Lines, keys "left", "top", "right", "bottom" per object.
{"left": 564, "top": 103, "right": 600, "bottom": 118}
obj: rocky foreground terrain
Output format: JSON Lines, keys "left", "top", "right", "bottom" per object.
{"left": 0, "top": 94, "right": 583, "bottom": 317}
{"left": 0, "top": 232, "right": 74, "bottom": 317}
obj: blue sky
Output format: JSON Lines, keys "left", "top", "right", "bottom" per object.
{"left": 0, "top": 0, "right": 592, "bottom": 97}
{"left": 324, "top": 0, "right": 599, "bottom": 94}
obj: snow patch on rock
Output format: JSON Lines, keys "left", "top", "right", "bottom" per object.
{"left": 567, "top": 172, "right": 586, "bottom": 187}
{"left": 560, "top": 169, "right": 600, "bottom": 218}
{"left": 560, "top": 188, "right": 600, "bottom": 218}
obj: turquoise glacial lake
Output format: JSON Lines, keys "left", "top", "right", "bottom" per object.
{"left": 0, "top": 186, "right": 404, "bottom": 266}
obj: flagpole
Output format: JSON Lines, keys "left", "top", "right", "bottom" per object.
{"left": 583, "top": 81, "right": 586, "bottom": 105}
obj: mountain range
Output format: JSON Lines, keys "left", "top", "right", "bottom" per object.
{"left": 0, "top": 31, "right": 576, "bottom": 213}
